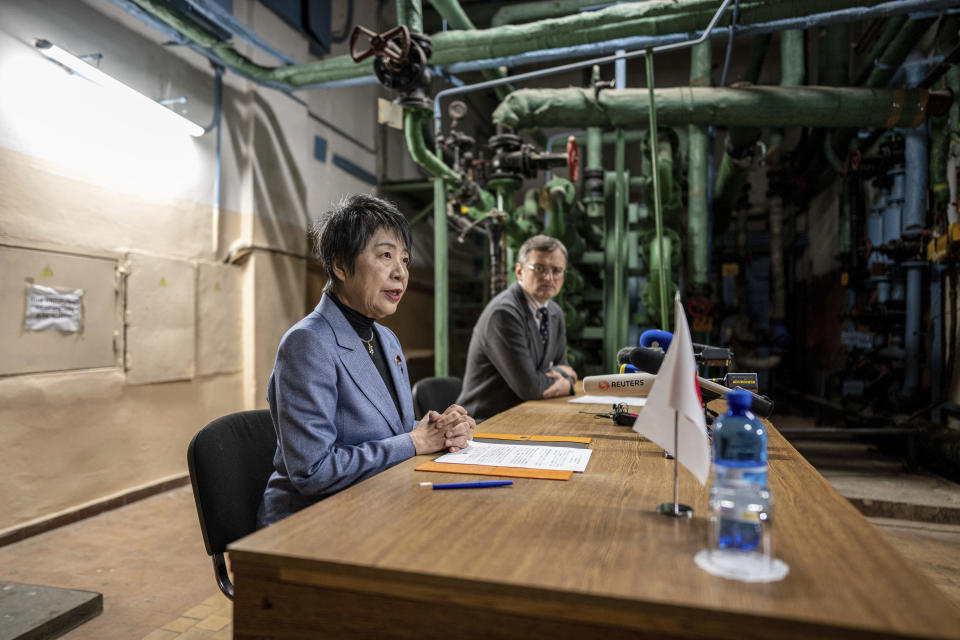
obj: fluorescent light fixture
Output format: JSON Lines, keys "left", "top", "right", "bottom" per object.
{"left": 34, "top": 38, "right": 205, "bottom": 137}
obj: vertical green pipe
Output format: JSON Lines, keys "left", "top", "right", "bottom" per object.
{"left": 688, "top": 41, "right": 711, "bottom": 288}
{"left": 768, "top": 29, "right": 804, "bottom": 154}
{"left": 615, "top": 129, "right": 627, "bottom": 363}
{"left": 433, "top": 173, "right": 448, "bottom": 377}
{"left": 397, "top": 0, "right": 423, "bottom": 33}
{"left": 646, "top": 49, "right": 669, "bottom": 330}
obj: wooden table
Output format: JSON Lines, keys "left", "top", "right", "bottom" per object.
{"left": 229, "top": 396, "right": 960, "bottom": 639}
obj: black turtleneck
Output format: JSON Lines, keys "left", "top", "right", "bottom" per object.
{"left": 327, "top": 291, "right": 403, "bottom": 419}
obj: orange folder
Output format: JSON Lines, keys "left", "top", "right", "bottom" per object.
{"left": 414, "top": 432, "right": 592, "bottom": 481}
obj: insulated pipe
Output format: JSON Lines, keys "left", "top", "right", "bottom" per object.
{"left": 397, "top": 0, "right": 424, "bottom": 34}
{"left": 930, "top": 16, "right": 960, "bottom": 208}
{"left": 864, "top": 17, "right": 936, "bottom": 88}
{"left": 433, "top": 177, "right": 449, "bottom": 376}
{"left": 428, "top": 0, "right": 513, "bottom": 99}
{"left": 688, "top": 41, "right": 711, "bottom": 289}
{"left": 127, "top": 0, "right": 959, "bottom": 90}
{"left": 767, "top": 29, "right": 804, "bottom": 159}
{"left": 714, "top": 31, "right": 777, "bottom": 229}
{"left": 490, "top": 0, "right": 609, "bottom": 27}
{"left": 852, "top": 16, "right": 908, "bottom": 85}
{"left": 403, "top": 109, "right": 462, "bottom": 185}
{"left": 492, "top": 87, "right": 945, "bottom": 130}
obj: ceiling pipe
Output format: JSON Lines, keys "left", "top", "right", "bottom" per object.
{"left": 490, "top": 0, "right": 625, "bottom": 28}
{"left": 493, "top": 86, "right": 948, "bottom": 130}
{"left": 125, "top": 0, "right": 959, "bottom": 91}
{"left": 428, "top": 0, "right": 513, "bottom": 99}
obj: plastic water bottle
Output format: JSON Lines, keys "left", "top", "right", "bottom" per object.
{"left": 710, "top": 389, "right": 768, "bottom": 551}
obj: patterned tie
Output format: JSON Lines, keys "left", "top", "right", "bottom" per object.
{"left": 537, "top": 307, "right": 549, "bottom": 345}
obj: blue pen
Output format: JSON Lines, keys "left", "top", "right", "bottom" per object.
{"left": 419, "top": 480, "right": 513, "bottom": 490}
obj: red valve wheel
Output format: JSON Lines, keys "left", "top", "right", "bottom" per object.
{"left": 566, "top": 136, "right": 579, "bottom": 182}
{"left": 349, "top": 25, "right": 411, "bottom": 64}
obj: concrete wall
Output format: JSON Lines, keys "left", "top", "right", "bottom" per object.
{"left": 0, "top": 0, "right": 401, "bottom": 533}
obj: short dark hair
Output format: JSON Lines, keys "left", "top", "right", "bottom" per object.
{"left": 312, "top": 194, "right": 411, "bottom": 291}
{"left": 517, "top": 234, "right": 567, "bottom": 265}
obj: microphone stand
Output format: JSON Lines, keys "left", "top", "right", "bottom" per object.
{"left": 657, "top": 410, "right": 693, "bottom": 518}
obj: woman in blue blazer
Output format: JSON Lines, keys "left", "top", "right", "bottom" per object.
{"left": 258, "top": 194, "right": 475, "bottom": 527}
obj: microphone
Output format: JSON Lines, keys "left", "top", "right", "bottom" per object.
{"left": 617, "top": 346, "right": 775, "bottom": 417}
{"left": 637, "top": 330, "right": 733, "bottom": 365}
{"left": 582, "top": 373, "right": 657, "bottom": 396}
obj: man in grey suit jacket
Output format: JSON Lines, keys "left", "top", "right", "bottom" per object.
{"left": 457, "top": 235, "right": 579, "bottom": 420}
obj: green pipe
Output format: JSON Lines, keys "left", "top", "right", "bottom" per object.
{"left": 864, "top": 17, "right": 936, "bottom": 88}
{"left": 852, "top": 16, "right": 908, "bottom": 85}
{"left": 131, "top": 0, "right": 922, "bottom": 89}
{"left": 646, "top": 50, "right": 669, "bottom": 331}
{"left": 491, "top": 0, "right": 603, "bottom": 27}
{"left": 431, "top": 1, "right": 912, "bottom": 68}
{"left": 819, "top": 24, "right": 851, "bottom": 167}
{"left": 615, "top": 128, "right": 627, "bottom": 365}
{"left": 767, "top": 29, "right": 804, "bottom": 157}
{"left": 409, "top": 200, "right": 434, "bottom": 227}
{"left": 744, "top": 34, "right": 773, "bottom": 83}
{"left": 829, "top": 16, "right": 937, "bottom": 167}
{"left": 931, "top": 16, "right": 960, "bottom": 207}
{"left": 643, "top": 234, "right": 677, "bottom": 322}
{"left": 492, "top": 86, "right": 940, "bottom": 130}
{"left": 713, "top": 152, "right": 752, "bottom": 218}
{"left": 780, "top": 30, "right": 805, "bottom": 87}
{"left": 397, "top": 0, "right": 424, "bottom": 34}
{"left": 602, "top": 129, "right": 627, "bottom": 371}
{"left": 403, "top": 109, "right": 462, "bottom": 185}
{"left": 688, "top": 40, "right": 711, "bottom": 288}
{"left": 428, "top": 0, "right": 513, "bottom": 100}
{"left": 433, "top": 176, "right": 448, "bottom": 376}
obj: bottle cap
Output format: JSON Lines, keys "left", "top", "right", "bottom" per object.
{"left": 726, "top": 388, "right": 752, "bottom": 411}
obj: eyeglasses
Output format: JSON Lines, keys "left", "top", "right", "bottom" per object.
{"left": 525, "top": 264, "right": 565, "bottom": 278}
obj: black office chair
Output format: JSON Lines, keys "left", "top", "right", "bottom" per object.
{"left": 187, "top": 409, "right": 277, "bottom": 600}
{"left": 411, "top": 376, "right": 463, "bottom": 419}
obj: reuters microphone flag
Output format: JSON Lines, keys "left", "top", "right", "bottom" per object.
{"left": 632, "top": 293, "right": 711, "bottom": 485}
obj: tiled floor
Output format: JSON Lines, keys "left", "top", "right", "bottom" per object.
{"left": 1, "top": 450, "right": 959, "bottom": 639}
{"left": 0, "top": 486, "right": 227, "bottom": 640}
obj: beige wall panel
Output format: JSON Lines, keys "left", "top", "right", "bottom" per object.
{"left": 0, "top": 148, "right": 214, "bottom": 261}
{"left": 0, "top": 368, "right": 242, "bottom": 532}
{"left": 0, "top": 246, "right": 119, "bottom": 375}
{"left": 196, "top": 261, "right": 242, "bottom": 377}
{"left": 125, "top": 252, "right": 196, "bottom": 384}
{"left": 244, "top": 252, "right": 306, "bottom": 409}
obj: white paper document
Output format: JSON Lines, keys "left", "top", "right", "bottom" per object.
{"left": 434, "top": 440, "right": 592, "bottom": 472}
{"left": 24, "top": 284, "right": 83, "bottom": 332}
{"left": 569, "top": 395, "right": 647, "bottom": 407}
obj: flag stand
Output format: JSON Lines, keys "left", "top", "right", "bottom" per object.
{"left": 657, "top": 411, "right": 693, "bottom": 518}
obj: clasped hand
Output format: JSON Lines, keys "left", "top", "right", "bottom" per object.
{"left": 410, "top": 404, "right": 476, "bottom": 455}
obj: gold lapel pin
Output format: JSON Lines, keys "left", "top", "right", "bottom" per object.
{"left": 395, "top": 355, "right": 402, "bottom": 365}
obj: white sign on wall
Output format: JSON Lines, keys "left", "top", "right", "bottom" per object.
{"left": 24, "top": 284, "right": 83, "bottom": 332}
